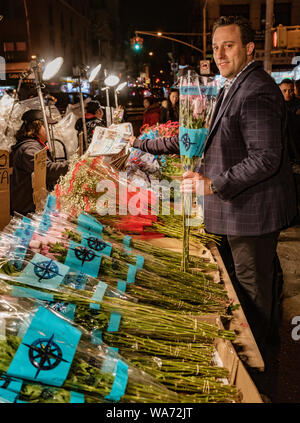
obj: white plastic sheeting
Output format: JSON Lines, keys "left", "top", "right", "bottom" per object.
{"left": 52, "top": 112, "right": 79, "bottom": 158}
{"left": 0, "top": 94, "right": 79, "bottom": 158}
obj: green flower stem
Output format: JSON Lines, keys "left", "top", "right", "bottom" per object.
{"left": 101, "top": 223, "right": 210, "bottom": 269}
{"left": 0, "top": 286, "right": 238, "bottom": 402}
{"left": 47, "top": 243, "right": 228, "bottom": 313}
{"left": 0, "top": 324, "right": 182, "bottom": 403}
{"left": 65, "top": 227, "right": 219, "bottom": 286}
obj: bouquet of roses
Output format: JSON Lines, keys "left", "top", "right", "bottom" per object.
{"left": 27, "top": 196, "right": 221, "bottom": 273}
{"left": 0, "top": 371, "right": 102, "bottom": 403}
{"left": 18, "top": 212, "right": 224, "bottom": 301}
{"left": 0, "top": 282, "right": 239, "bottom": 402}
{"left": 179, "top": 71, "right": 219, "bottom": 271}
{"left": 2, "top": 217, "right": 228, "bottom": 315}
{"left": 0, "top": 273, "right": 223, "bottom": 359}
{"left": 0, "top": 292, "right": 190, "bottom": 403}
{"left": 30, "top": 194, "right": 220, "bottom": 270}
{"left": 55, "top": 154, "right": 159, "bottom": 227}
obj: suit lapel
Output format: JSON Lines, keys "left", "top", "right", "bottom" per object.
{"left": 208, "top": 81, "right": 241, "bottom": 137}
{"left": 204, "top": 61, "right": 262, "bottom": 152}
{"left": 209, "top": 87, "right": 225, "bottom": 128}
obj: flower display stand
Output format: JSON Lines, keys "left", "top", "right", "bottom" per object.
{"left": 148, "top": 236, "right": 264, "bottom": 403}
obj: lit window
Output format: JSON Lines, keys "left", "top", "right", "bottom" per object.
{"left": 4, "top": 42, "right": 14, "bottom": 52}
{"left": 16, "top": 42, "right": 27, "bottom": 51}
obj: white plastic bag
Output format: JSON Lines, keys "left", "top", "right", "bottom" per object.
{"left": 0, "top": 93, "right": 21, "bottom": 150}
{"left": 52, "top": 112, "right": 79, "bottom": 158}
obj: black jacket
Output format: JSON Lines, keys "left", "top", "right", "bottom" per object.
{"left": 75, "top": 115, "right": 105, "bottom": 147}
{"left": 159, "top": 104, "right": 179, "bottom": 124}
{"left": 133, "top": 135, "right": 179, "bottom": 155}
{"left": 285, "top": 98, "right": 300, "bottom": 162}
{"left": 10, "top": 138, "right": 69, "bottom": 215}
{"left": 203, "top": 61, "right": 296, "bottom": 235}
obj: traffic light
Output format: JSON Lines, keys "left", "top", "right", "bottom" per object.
{"left": 131, "top": 36, "right": 143, "bottom": 51}
{"left": 273, "top": 25, "right": 287, "bottom": 48}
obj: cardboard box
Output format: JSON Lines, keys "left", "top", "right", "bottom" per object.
{"left": 147, "top": 236, "right": 264, "bottom": 403}
{"left": 196, "top": 314, "right": 263, "bottom": 403}
{"left": 32, "top": 148, "right": 47, "bottom": 212}
{"left": 0, "top": 150, "right": 12, "bottom": 230}
{"left": 148, "top": 236, "right": 264, "bottom": 370}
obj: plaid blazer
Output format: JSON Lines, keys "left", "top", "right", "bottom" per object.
{"left": 203, "top": 61, "right": 297, "bottom": 236}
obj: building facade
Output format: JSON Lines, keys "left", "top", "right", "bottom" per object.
{"left": 188, "top": 0, "right": 300, "bottom": 70}
{"left": 0, "top": 0, "right": 122, "bottom": 87}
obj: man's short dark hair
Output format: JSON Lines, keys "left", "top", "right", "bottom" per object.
{"left": 212, "top": 16, "right": 255, "bottom": 46}
{"left": 279, "top": 78, "right": 294, "bottom": 86}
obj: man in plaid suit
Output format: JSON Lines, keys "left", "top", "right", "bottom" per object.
{"left": 182, "top": 16, "right": 297, "bottom": 359}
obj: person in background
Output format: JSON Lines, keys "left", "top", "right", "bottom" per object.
{"left": 10, "top": 109, "right": 69, "bottom": 216}
{"left": 142, "top": 96, "right": 161, "bottom": 127}
{"left": 280, "top": 79, "right": 300, "bottom": 218}
{"left": 129, "top": 97, "right": 179, "bottom": 154}
{"left": 159, "top": 88, "right": 179, "bottom": 123}
{"left": 294, "top": 79, "right": 300, "bottom": 101}
{"left": 279, "top": 78, "right": 295, "bottom": 104}
{"left": 161, "top": 99, "right": 168, "bottom": 109}
{"left": 279, "top": 79, "right": 300, "bottom": 163}
{"left": 75, "top": 100, "right": 105, "bottom": 149}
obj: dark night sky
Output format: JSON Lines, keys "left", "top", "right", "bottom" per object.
{"left": 119, "top": 0, "right": 192, "bottom": 72}
{"left": 120, "top": 0, "right": 190, "bottom": 34}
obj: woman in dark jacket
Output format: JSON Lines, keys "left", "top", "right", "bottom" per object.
{"left": 142, "top": 97, "right": 161, "bottom": 127}
{"left": 131, "top": 90, "right": 180, "bottom": 155}
{"left": 159, "top": 89, "right": 179, "bottom": 124}
{"left": 10, "top": 109, "right": 69, "bottom": 215}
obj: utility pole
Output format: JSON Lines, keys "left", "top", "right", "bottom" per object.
{"left": 264, "top": 0, "right": 274, "bottom": 74}
{"left": 23, "top": 0, "right": 32, "bottom": 59}
{"left": 203, "top": 0, "right": 208, "bottom": 60}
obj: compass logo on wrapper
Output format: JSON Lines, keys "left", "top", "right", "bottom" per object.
{"left": 23, "top": 334, "right": 69, "bottom": 379}
{"left": 74, "top": 246, "right": 96, "bottom": 266}
{"left": 33, "top": 260, "right": 61, "bottom": 282}
{"left": 181, "top": 133, "right": 196, "bottom": 152}
{"left": 86, "top": 237, "right": 107, "bottom": 252}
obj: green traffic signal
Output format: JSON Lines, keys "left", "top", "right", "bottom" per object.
{"left": 131, "top": 35, "right": 143, "bottom": 51}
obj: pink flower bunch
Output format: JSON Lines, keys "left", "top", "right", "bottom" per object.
{"left": 192, "top": 95, "right": 207, "bottom": 119}
{"left": 29, "top": 231, "right": 69, "bottom": 261}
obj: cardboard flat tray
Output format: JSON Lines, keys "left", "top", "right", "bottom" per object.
{"left": 0, "top": 150, "right": 12, "bottom": 231}
{"left": 148, "top": 237, "right": 264, "bottom": 371}
{"left": 196, "top": 315, "right": 263, "bottom": 403}
{"left": 147, "top": 236, "right": 264, "bottom": 402}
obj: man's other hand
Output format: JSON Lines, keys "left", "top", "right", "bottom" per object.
{"left": 181, "top": 171, "right": 213, "bottom": 195}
